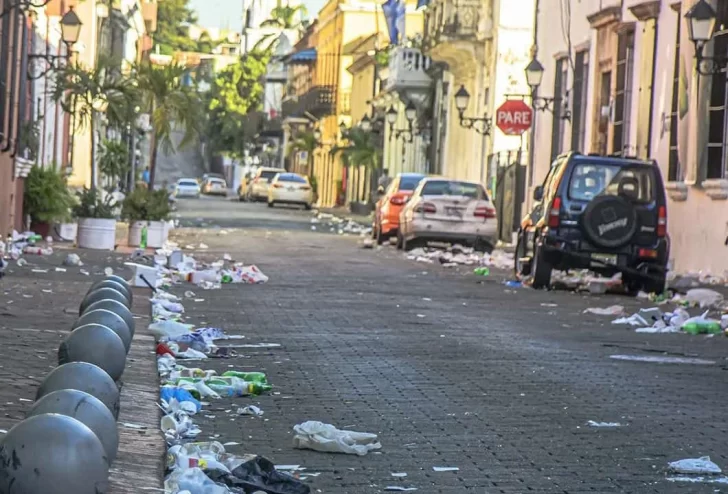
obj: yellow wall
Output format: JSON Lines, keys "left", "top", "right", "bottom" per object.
{"left": 313, "top": 0, "right": 422, "bottom": 207}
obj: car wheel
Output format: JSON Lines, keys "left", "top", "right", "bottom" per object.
{"left": 304, "top": 203, "right": 312, "bottom": 211}
{"left": 376, "top": 226, "right": 387, "bottom": 245}
{"left": 514, "top": 233, "right": 531, "bottom": 280}
{"left": 268, "top": 201, "right": 275, "bottom": 208}
{"left": 474, "top": 240, "right": 494, "bottom": 254}
{"left": 531, "top": 242, "right": 552, "bottom": 290}
{"left": 396, "top": 231, "right": 404, "bottom": 250}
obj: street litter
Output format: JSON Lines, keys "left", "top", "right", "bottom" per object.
{"left": 292, "top": 421, "right": 382, "bottom": 455}
{"left": 584, "top": 305, "right": 625, "bottom": 316}
{"left": 405, "top": 245, "right": 514, "bottom": 270}
{"left": 683, "top": 288, "right": 724, "bottom": 309}
{"left": 63, "top": 253, "right": 82, "bottom": 266}
{"left": 237, "top": 405, "right": 264, "bottom": 416}
{"left": 587, "top": 421, "right": 622, "bottom": 427}
{"left": 390, "top": 473, "right": 408, "bottom": 478}
{"left": 609, "top": 354, "right": 716, "bottom": 365}
{"left": 551, "top": 270, "right": 622, "bottom": 293}
{"left": 432, "top": 467, "right": 459, "bottom": 472}
{"left": 668, "top": 457, "right": 722, "bottom": 475}
{"left": 385, "top": 487, "right": 417, "bottom": 491}
{"left": 611, "top": 307, "right": 722, "bottom": 335}
{"left": 312, "top": 211, "right": 371, "bottom": 236}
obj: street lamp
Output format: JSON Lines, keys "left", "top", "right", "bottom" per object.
{"left": 27, "top": 8, "right": 83, "bottom": 80}
{"left": 387, "top": 102, "right": 418, "bottom": 142}
{"left": 524, "top": 57, "right": 571, "bottom": 120}
{"left": 684, "top": 0, "right": 724, "bottom": 76}
{"left": 360, "top": 114, "right": 372, "bottom": 132}
{"left": 453, "top": 85, "right": 492, "bottom": 136}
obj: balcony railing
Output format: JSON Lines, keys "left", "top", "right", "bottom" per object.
{"left": 385, "top": 47, "right": 432, "bottom": 92}
{"left": 282, "top": 85, "right": 336, "bottom": 119}
{"left": 422, "top": 0, "right": 486, "bottom": 51}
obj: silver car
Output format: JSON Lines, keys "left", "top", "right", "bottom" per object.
{"left": 175, "top": 178, "right": 201, "bottom": 198}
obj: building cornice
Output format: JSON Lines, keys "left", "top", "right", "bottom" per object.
{"left": 629, "top": 1, "right": 661, "bottom": 21}
{"left": 587, "top": 5, "right": 621, "bottom": 29}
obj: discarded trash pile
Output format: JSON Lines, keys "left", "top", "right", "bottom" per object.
{"left": 1, "top": 230, "right": 54, "bottom": 260}
{"left": 585, "top": 288, "right": 728, "bottom": 335}
{"left": 310, "top": 211, "right": 372, "bottom": 236}
{"left": 0, "top": 274, "right": 136, "bottom": 493}
{"left": 405, "top": 245, "right": 515, "bottom": 270}
{"left": 127, "top": 243, "right": 269, "bottom": 291}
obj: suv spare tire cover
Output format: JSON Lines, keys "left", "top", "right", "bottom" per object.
{"left": 581, "top": 195, "right": 639, "bottom": 248}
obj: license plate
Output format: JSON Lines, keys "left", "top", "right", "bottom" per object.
{"left": 591, "top": 253, "right": 617, "bottom": 266}
{"left": 288, "top": 186, "right": 295, "bottom": 191}
{"left": 445, "top": 207, "right": 463, "bottom": 218}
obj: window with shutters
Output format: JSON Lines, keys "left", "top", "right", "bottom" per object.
{"left": 612, "top": 28, "right": 635, "bottom": 156}
{"left": 667, "top": 10, "right": 681, "bottom": 181}
{"left": 706, "top": 2, "right": 728, "bottom": 179}
{"left": 570, "top": 51, "right": 589, "bottom": 152}
{"left": 550, "top": 57, "right": 567, "bottom": 161}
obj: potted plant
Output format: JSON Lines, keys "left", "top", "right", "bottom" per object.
{"left": 121, "top": 188, "right": 172, "bottom": 249}
{"left": 23, "top": 165, "right": 74, "bottom": 237}
{"left": 73, "top": 188, "right": 118, "bottom": 250}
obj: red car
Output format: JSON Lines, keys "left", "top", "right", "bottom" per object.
{"left": 372, "top": 173, "right": 426, "bottom": 244}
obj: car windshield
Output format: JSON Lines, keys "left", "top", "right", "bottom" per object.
{"left": 399, "top": 175, "right": 424, "bottom": 191}
{"left": 178, "top": 180, "right": 197, "bottom": 186}
{"left": 568, "top": 163, "right": 655, "bottom": 203}
{"left": 209, "top": 179, "right": 225, "bottom": 184}
{"left": 420, "top": 180, "right": 487, "bottom": 200}
{"left": 278, "top": 174, "right": 307, "bottom": 183}
{"left": 260, "top": 170, "right": 280, "bottom": 181}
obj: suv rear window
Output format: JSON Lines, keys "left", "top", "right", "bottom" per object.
{"left": 260, "top": 170, "right": 280, "bottom": 181}
{"left": 178, "top": 180, "right": 197, "bottom": 186}
{"left": 568, "top": 163, "right": 655, "bottom": 203}
{"left": 421, "top": 180, "right": 487, "bottom": 200}
{"left": 278, "top": 174, "right": 307, "bottom": 183}
{"left": 399, "top": 175, "right": 424, "bottom": 191}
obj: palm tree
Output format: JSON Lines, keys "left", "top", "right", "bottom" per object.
{"left": 260, "top": 4, "right": 308, "bottom": 29}
{"left": 135, "top": 61, "right": 203, "bottom": 189}
{"left": 287, "top": 130, "right": 318, "bottom": 177}
{"left": 330, "top": 127, "right": 382, "bottom": 203}
{"left": 52, "top": 56, "right": 138, "bottom": 188}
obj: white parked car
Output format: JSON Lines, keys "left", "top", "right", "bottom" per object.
{"left": 398, "top": 177, "right": 497, "bottom": 252}
{"left": 249, "top": 167, "right": 285, "bottom": 202}
{"left": 175, "top": 178, "right": 201, "bottom": 198}
{"left": 268, "top": 173, "right": 313, "bottom": 210}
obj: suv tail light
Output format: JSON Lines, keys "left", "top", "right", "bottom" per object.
{"left": 474, "top": 206, "right": 496, "bottom": 219}
{"left": 300, "top": 185, "right": 311, "bottom": 190}
{"left": 548, "top": 197, "right": 562, "bottom": 228}
{"left": 414, "top": 202, "right": 436, "bottom": 213}
{"left": 657, "top": 206, "right": 667, "bottom": 237}
{"left": 273, "top": 183, "right": 283, "bottom": 188}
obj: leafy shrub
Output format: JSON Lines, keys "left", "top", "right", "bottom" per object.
{"left": 121, "top": 188, "right": 171, "bottom": 222}
{"left": 24, "top": 165, "right": 74, "bottom": 223}
{"left": 73, "top": 188, "right": 117, "bottom": 219}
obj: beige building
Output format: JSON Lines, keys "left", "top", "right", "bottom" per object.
{"left": 529, "top": 0, "right": 728, "bottom": 275}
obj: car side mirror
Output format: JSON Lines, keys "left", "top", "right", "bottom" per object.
{"left": 533, "top": 186, "right": 544, "bottom": 201}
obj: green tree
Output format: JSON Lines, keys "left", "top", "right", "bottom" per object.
{"left": 196, "top": 30, "right": 218, "bottom": 54}
{"left": 154, "top": 0, "right": 198, "bottom": 55}
{"left": 136, "top": 61, "right": 203, "bottom": 189}
{"left": 287, "top": 130, "right": 318, "bottom": 177}
{"left": 99, "top": 139, "right": 130, "bottom": 188}
{"left": 260, "top": 4, "right": 308, "bottom": 29}
{"left": 52, "top": 56, "right": 138, "bottom": 188}
{"left": 331, "top": 127, "right": 382, "bottom": 202}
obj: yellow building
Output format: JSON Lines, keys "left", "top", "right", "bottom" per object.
{"left": 313, "top": 0, "right": 423, "bottom": 207}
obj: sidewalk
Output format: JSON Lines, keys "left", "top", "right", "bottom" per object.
{"left": 0, "top": 246, "right": 164, "bottom": 493}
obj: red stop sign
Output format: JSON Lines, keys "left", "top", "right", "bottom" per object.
{"left": 495, "top": 99, "right": 534, "bottom": 136}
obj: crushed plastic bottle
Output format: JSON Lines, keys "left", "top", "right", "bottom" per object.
{"left": 473, "top": 267, "right": 490, "bottom": 276}
{"left": 22, "top": 245, "right": 52, "bottom": 255}
{"left": 221, "top": 371, "right": 267, "bottom": 384}
{"left": 164, "top": 467, "right": 232, "bottom": 493}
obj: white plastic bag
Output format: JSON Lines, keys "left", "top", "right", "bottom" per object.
{"left": 685, "top": 288, "right": 724, "bottom": 309}
{"left": 668, "top": 456, "right": 722, "bottom": 475}
{"left": 148, "top": 320, "right": 194, "bottom": 339}
{"left": 164, "top": 467, "right": 231, "bottom": 494}
{"left": 292, "top": 421, "right": 381, "bottom": 456}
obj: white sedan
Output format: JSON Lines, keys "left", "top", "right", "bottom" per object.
{"left": 267, "top": 173, "right": 314, "bottom": 209}
{"left": 398, "top": 177, "right": 498, "bottom": 252}
{"left": 175, "top": 178, "right": 201, "bottom": 198}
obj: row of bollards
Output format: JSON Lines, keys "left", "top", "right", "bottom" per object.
{"left": 0, "top": 274, "right": 138, "bottom": 494}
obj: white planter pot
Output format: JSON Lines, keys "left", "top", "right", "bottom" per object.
{"left": 56, "top": 222, "right": 78, "bottom": 242}
{"left": 77, "top": 218, "right": 117, "bottom": 250}
{"left": 127, "top": 220, "right": 167, "bottom": 249}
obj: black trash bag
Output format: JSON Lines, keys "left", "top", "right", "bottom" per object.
{"left": 205, "top": 455, "right": 311, "bottom": 494}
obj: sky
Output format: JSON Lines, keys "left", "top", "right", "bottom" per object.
{"left": 190, "top": 0, "right": 327, "bottom": 31}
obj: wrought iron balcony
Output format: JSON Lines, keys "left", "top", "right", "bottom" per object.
{"left": 422, "top": 0, "right": 489, "bottom": 52}
{"left": 384, "top": 47, "right": 432, "bottom": 93}
{"left": 282, "top": 84, "right": 336, "bottom": 119}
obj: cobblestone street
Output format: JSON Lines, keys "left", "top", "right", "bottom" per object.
{"left": 165, "top": 197, "right": 728, "bottom": 493}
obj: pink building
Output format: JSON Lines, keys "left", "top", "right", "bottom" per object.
{"left": 529, "top": 0, "right": 728, "bottom": 276}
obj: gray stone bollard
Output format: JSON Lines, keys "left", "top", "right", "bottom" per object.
{"left": 37, "top": 362, "right": 121, "bottom": 419}
{"left": 79, "top": 287, "right": 130, "bottom": 315}
{"left": 0, "top": 414, "right": 110, "bottom": 494}
{"left": 82, "top": 298, "right": 135, "bottom": 337}
{"left": 73, "top": 309, "right": 132, "bottom": 352}
{"left": 87, "top": 279, "right": 132, "bottom": 305}
{"left": 28, "top": 389, "right": 119, "bottom": 465}
{"left": 59, "top": 324, "right": 127, "bottom": 382}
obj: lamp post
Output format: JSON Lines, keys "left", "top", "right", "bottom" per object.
{"left": 524, "top": 58, "right": 571, "bottom": 120}
{"left": 684, "top": 0, "right": 724, "bottom": 76}
{"left": 27, "top": 8, "right": 82, "bottom": 80}
{"left": 386, "top": 102, "right": 418, "bottom": 142}
{"left": 453, "top": 85, "right": 493, "bottom": 136}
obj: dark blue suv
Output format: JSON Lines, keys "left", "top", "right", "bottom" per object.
{"left": 515, "top": 152, "right": 669, "bottom": 294}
